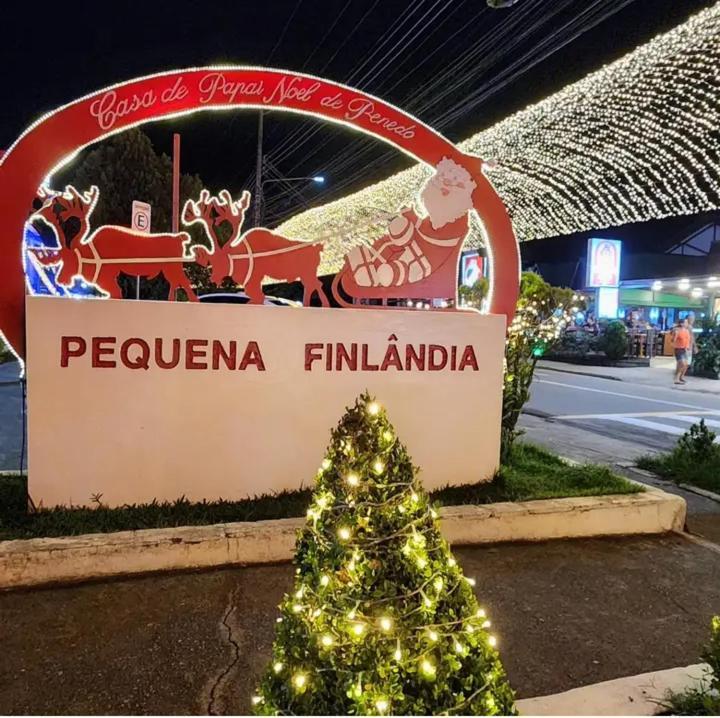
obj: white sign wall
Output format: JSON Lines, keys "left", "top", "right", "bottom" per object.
{"left": 26, "top": 296, "right": 505, "bottom": 508}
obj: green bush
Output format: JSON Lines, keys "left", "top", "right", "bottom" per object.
{"left": 0, "top": 336, "right": 15, "bottom": 364}
{"left": 693, "top": 331, "right": 720, "bottom": 378}
{"left": 637, "top": 420, "right": 720, "bottom": 493}
{"left": 0, "top": 475, "right": 27, "bottom": 522}
{"left": 554, "top": 330, "right": 594, "bottom": 356}
{"left": 458, "top": 277, "right": 489, "bottom": 309}
{"left": 597, "top": 320, "right": 627, "bottom": 360}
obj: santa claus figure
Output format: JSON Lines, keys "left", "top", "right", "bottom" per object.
{"left": 346, "top": 157, "right": 477, "bottom": 289}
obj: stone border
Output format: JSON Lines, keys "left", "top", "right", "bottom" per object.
{"left": 0, "top": 486, "right": 685, "bottom": 590}
{"left": 517, "top": 662, "right": 709, "bottom": 716}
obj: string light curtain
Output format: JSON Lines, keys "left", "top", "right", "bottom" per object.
{"left": 278, "top": 3, "right": 720, "bottom": 275}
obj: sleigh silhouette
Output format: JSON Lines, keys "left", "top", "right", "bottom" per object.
{"left": 331, "top": 214, "right": 468, "bottom": 307}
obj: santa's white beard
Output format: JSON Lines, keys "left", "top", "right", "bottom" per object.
{"left": 421, "top": 183, "right": 473, "bottom": 229}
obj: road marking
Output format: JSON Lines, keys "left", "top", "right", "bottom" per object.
{"left": 602, "top": 416, "right": 688, "bottom": 436}
{"left": 556, "top": 410, "right": 720, "bottom": 420}
{"left": 564, "top": 414, "right": 720, "bottom": 442}
{"left": 534, "top": 379, "right": 713, "bottom": 412}
{"left": 666, "top": 414, "right": 720, "bottom": 429}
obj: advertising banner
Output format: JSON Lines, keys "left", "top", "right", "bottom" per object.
{"left": 586, "top": 237, "right": 622, "bottom": 288}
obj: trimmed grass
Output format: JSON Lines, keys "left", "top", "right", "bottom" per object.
{"left": 0, "top": 443, "right": 640, "bottom": 541}
{"left": 637, "top": 453, "right": 720, "bottom": 495}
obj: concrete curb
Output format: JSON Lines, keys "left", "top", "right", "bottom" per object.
{"left": 0, "top": 487, "right": 685, "bottom": 590}
{"left": 538, "top": 362, "right": 720, "bottom": 396}
{"left": 517, "top": 662, "right": 710, "bottom": 716}
{"left": 537, "top": 364, "right": 624, "bottom": 382}
{"left": 678, "top": 482, "right": 720, "bottom": 504}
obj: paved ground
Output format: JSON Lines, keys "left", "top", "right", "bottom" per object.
{"left": 538, "top": 357, "right": 720, "bottom": 395}
{"left": 1, "top": 534, "right": 718, "bottom": 715}
{"left": 0, "top": 362, "right": 24, "bottom": 471}
{"left": 521, "top": 362, "right": 720, "bottom": 545}
{"left": 530, "top": 364, "right": 720, "bottom": 454}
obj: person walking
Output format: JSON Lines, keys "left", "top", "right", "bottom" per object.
{"left": 671, "top": 318, "right": 691, "bottom": 384}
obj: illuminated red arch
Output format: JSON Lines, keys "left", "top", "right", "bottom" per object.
{"left": 0, "top": 67, "right": 520, "bottom": 358}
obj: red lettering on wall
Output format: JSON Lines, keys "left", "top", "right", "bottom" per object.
{"left": 380, "top": 344, "right": 403, "bottom": 371}
{"left": 405, "top": 344, "right": 426, "bottom": 370}
{"left": 185, "top": 339, "right": 209, "bottom": 369}
{"left": 91, "top": 337, "right": 116, "bottom": 368}
{"left": 212, "top": 340, "right": 237, "bottom": 370}
{"left": 305, "top": 343, "right": 323, "bottom": 371}
{"left": 60, "top": 336, "right": 86, "bottom": 367}
{"left": 120, "top": 338, "right": 150, "bottom": 370}
{"left": 155, "top": 338, "right": 181, "bottom": 369}
{"left": 325, "top": 343, "right": 332, "bottom": 371}
{"left": 336, "top": 343, "right": 357, "bottom": 371}
{"left": 239, "top": 341, "right": 266, "bottom": 371}
{"left": 428, "top": 344, "right": 448, "bottom": 371}
{"left": 361, "top": 344, "right": 379, "bottom": 371}
{"left": 458, "top": 345, "right": 479, "bottom": 371}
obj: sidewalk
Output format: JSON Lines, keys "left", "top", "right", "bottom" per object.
{"left": 538, "top": 357, "right": 720, "bottom": 395}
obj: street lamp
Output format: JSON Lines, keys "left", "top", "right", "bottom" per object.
{"left": 262, "top": 176, "right": 325, "bottom": 186}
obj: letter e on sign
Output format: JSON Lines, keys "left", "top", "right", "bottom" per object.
{"left": 131, "top": 200, "right": 152, "bottom": 233}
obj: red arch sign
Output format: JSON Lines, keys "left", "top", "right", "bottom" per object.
{"left": 0, "top": 67, "right": 520, "bottom": 358}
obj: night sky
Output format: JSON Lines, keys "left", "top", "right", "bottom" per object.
{"left": 1, "top": 0, "right": 715, "bottom": 225}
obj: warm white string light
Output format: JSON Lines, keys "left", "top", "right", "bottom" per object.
{"left": 255, "top": 396, "right": 511, "bottom": 714}
{"left": 278, "top": 4, "right": 720, "bottom": 271}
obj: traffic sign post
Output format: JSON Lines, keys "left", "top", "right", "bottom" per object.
{"left": 131, "top": 200, "right": 151, "bottom": 298}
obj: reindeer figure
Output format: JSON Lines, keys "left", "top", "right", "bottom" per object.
{"left": 182, "top": 189, "right": 328, "bottom": 306}
{"left": 32, "top": 185, "right": 198, "bottom": 301}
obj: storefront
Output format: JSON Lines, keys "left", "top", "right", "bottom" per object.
{"left": 591, "top": 275, "right": 715, "bottom": 357}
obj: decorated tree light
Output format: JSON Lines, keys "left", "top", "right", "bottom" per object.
{"left": 253, "top": 392, "right": 515, "bottom": 716}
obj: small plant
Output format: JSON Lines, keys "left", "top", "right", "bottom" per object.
{"left": 637, "top": 420, "right": 720, "bottom": 493}
{"left": 597, "top": 320, "right": 627, "bottom": 360}
{"left": 89, "top": 492, "right": 105, "bottom": 508}
{"left": 677, "top": 420, "right": 717, "bottom": 460}
{"left": 660, "top": 616, "right": 720, "bottom": 715}
{"left": 253, "top": 393, "right": 516, "bottom": 716}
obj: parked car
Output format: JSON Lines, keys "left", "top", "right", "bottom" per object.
{"left": 198, "top": 292, "right": 300, "bottom": 307}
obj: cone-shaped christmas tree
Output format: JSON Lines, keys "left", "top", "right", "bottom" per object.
{"left": 253, "top": 393, "right": 516, "bottom": 716}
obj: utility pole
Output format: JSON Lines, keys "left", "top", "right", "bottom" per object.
{"left": 172, "top": 133, "right": 181, "bottom": 233}
{"left": 253, "top": 111, "right": 264, "bottom": 227}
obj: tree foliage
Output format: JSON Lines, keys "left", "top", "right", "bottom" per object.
{"left": 58, "top": 128, "right": 210, "bottom": 298}
{"left": 254, "top": 392, "right": 515, "bottom": 716}
{"left": 458, "top": 278, "right": 489, "bottom": 309}
{"left": 501, "top": 272, "right": 577, "bottom": 463}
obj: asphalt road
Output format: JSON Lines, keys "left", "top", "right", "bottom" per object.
{"left": 0, "top": 362, "right": 24, "bottom": 472}
{"left": 527, "top": 368, "right": 720, "bottom": 454}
